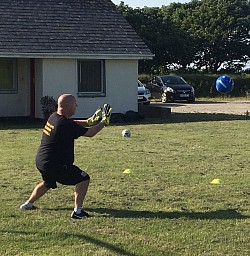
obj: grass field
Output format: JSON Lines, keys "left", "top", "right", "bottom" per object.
{"left": 1, "top": 112, "right": 250, "bottom": 255}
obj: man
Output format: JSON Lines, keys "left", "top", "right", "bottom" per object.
{"left": 20, "top": 94, "right": 112, "bottom": 219}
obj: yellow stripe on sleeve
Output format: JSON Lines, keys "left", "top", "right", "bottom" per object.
{"left": 45, "top": 125, "right": 52, "bottom": 132}
{"left": 43, "top": 129, "right": 50, "bottom": 136}
{"left": 46, "top": 122, "right": 55, "bottom": 129}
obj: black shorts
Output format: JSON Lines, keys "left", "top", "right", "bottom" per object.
{"left": 37, "top": 165, "right": 90, "bottom": 189}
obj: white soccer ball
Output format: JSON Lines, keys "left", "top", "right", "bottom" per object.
{"left": 122, "top": 129, "right": 131, "bottom": 137}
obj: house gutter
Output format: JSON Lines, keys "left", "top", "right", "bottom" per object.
{"left": 0, "top": 52, "right": 154, "bottom": 60}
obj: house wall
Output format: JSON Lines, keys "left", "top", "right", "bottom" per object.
{"left": 0, "top": 58, "right": 138, "bottom": 118}
{"left": 39, "top": 58, "right": 138, "bottom": 118}
{"left": 35, "top": 58, "right": 77, "bottom": 118}
{"left": 103, "top": 59, "right": 138, "bottom": 115}
{"left": 0, "top": 59, "right": 30, "bottom": 117}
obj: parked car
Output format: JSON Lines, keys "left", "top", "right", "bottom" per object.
{"left": 147, "top": 75, "right": 195, "bottom": 103}
{"left": 138, "top": 80, "right": 151, "bottom": 105}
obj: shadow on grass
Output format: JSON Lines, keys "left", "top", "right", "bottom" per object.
{"left": 111, "top": 111, "right": 249, "bottom": 126}
{"left": 32, "top": 207, "right": 249, "bottom": 220}
{"left": 0, "top": 112, "right": 249, "bottom": 130}
{"left": 139, "top": 112, "right": 249, "bottom": 125}
{"left": 0, "top": 117, "right": 44, "bottom": 130}
{"left": 0, "top": 230, "right": 138, "bottom": 256}
{"left": 88, "top": 208, "right": 249, "bottom": 220}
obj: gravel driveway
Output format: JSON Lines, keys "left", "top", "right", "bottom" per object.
{"left": 152, "top": 101, "right": 250, "bottom": 115}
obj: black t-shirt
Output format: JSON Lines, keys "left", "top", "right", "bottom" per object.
{"left": 36, "top": 112, "right": 88, "bottom": 170}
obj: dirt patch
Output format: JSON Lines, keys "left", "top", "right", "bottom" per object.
{"left": 151, "top": 101, "right": 250, "bottom": 115}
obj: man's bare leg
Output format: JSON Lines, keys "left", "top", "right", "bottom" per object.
{"left": 74, "top": 179, "right": 90, "bottom": 209}
{"left": 28, "top": 181, "right": 50, "bottom": 203}
{"left": 71, "top": 179, "right": 90, "bottom": 219}
{"left": 20, "top": 181, "right": 50, "bottom": 209}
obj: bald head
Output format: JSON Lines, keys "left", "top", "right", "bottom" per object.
{"left": 57, "top": 94, "right": 77, "bottom": 118}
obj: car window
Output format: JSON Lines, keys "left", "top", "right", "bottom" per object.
{"left": 162, "top": 76, "right": 187, "bottom": 85}
{"left": 155, "top": 77, "right": 162, "bottom": 85}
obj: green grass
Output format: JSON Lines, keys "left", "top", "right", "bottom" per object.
{"left": 1, "top": 113, "right": 250, "bottom": 255}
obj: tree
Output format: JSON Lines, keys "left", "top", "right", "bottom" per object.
{"left": 161, "top": 4, "right": 197, "bottom": 71}
{"left": 117, "top": 3, "right": 165, "bottom": 73}
{"left": 172, "top": 0, "right": 250, "bottom": 73}
{"left": 116, "top": 0, "right": 250, "bottom": 73}
{"left": 117, "top": 2, "right": 195, "bottom": 73}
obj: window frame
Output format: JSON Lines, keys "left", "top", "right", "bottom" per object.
{"left": 0, "top": 58, "right": 18, "bottom": 94}
{"left": 77, "top": 59, "right": 106, "bottom": 97}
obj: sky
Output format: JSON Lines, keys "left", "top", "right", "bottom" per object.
{"left": 111, "top": 0, "right": 190, "bottom": 8}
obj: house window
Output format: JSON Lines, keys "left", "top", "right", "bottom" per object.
{"left": 77, "top": 60, "right": 105, "bottom": 97}
{"left": 0, "top": 59, "right": 17, "bottom": 93}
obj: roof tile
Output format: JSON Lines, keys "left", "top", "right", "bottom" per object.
{"left": 0, "top": 0, "right": 152, "bottom": 57}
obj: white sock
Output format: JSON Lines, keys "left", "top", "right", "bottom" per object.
{"left": 74, "top": 207, "right": 82, "bottom": 214}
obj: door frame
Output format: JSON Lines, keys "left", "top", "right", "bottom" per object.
{"left": 30, "top": 59, "right": 35, "bottom": 117}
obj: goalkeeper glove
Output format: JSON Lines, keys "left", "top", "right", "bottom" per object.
{"left": 86, "top": 107, "right": 102, "bottom": 126}
{"left": 101, "top": 104, "right": 112, "bottom": 126}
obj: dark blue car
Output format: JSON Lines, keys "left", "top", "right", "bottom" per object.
{"left": 147, "top": 75, "right": 195, "bottom": 103}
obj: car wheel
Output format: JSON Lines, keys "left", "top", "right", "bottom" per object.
{"left": 144, "top": 101, "right": 150, "bottom": 105}
{"left": 187, "top": 99, "right": 195, "bottom": 103}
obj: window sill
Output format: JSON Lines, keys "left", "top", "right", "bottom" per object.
{"left": 0, "top": 90, "right": 18, "bottom": 94}
{"left": 77, "top": 92, "right": 106, "bottom": 97}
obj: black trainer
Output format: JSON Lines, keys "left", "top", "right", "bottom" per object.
{"left": 71, "top": 209, "right": 90, "bottom": 219}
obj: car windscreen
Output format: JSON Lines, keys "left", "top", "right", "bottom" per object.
{"left": 162, "top": 76, "right": 187, "bottom": 85}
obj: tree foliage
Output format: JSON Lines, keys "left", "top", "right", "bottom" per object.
{"left": 117, "top": 0, "right": 250, "bottom": 73}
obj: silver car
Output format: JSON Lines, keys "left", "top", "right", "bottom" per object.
{"left": 138, "top": 80, "right": 151, "bottom": 105}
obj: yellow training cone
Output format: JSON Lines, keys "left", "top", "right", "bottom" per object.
{"left": 211, "top": 179, "right": 222, "bottom": 185}
{"left": 123, "top": 169, "right": 132, "bottom": 174}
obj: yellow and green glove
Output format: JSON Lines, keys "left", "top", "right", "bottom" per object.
{"left": 100, "top": 104, "right": 112, "bottom": 126}
{"left": 86, "top": 107, "right": 102, "bottom": 126}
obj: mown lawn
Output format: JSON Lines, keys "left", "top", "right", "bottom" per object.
{"left": 1, "top": 112, "right": 250, "bottom": 255}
